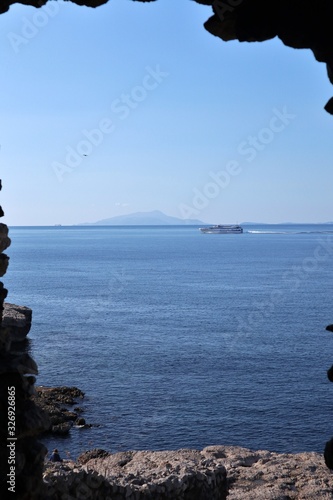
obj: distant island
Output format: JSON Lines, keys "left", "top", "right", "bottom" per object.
{"left": 79, "top": 210, "right": 206, "bottom": 226}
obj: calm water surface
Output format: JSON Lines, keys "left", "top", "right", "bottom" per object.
{"left": 6, "top": 225, "right": 333, "bottom": 459}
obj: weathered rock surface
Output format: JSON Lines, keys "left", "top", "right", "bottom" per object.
{"left": 0, "top": 253, "right": 9, "bottom": 277}
{"left": 32, "top": 386, "right": 89, "bottom": 436}
{"left": 0, "top": 181, "right": 50, "bottom": 499}
{"left": 2, "top": 302, "right": 32, "bottom": 341}
{"left": 206, "top": 445, "right": 333, "bottom": 499}
{"left": 0, "top": 222, "right": 11, "bottom": 252}
{"left": 42, "top": 445, "right": 333, "bottom": 499}
{"left": 77, "top": 448, "right": 111, "bottom": 465}
{"left": 43, "top": 448, "right": 228, "bottom": 499}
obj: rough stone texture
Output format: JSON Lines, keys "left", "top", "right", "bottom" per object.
{"left": 205, "top": 445, "right": 333, "bottom": 499}
{"left": 77, "top": 448, "right": 111, "bottom": 465}
{"left": 0, "top": 345, "right": 50, "bottom": 499}
{"left": 0, "top": 254, "right": 9, "bottom": 278}
{"left": 41, "top": 445, "right": 333, "bottom": 499}
{"left": 43, "top": 460, "right": 123, "bottom": 500}
{"left": 0, "top": 222, "right": 11, "bottom": 252}
{"left": 2, "top": 302, "right": 32, "bottom": 342}
{"left": 43, "top": 448, "right": 228, "bottom": 499}
{"left": 0, "top": 181, "right": 49, "bottom": 499}
{"left": 32, "top": 385, "right": 90, "bottom": 436}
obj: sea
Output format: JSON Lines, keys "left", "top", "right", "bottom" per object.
{"left": 5, "top": 224, "right": 333, "bottom": 460}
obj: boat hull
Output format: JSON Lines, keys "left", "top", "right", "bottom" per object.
{"left": 199, "top": 225, "right": 243, "bottom": 234}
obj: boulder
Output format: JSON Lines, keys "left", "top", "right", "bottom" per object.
{"left": 2, "top": 302, "right": 32, "bottom": 341}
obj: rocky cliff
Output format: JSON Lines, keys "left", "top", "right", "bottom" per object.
{"left": 0, "top": 184, "right": 50, "bottom": 498}
{"left": 2, "top": 303, "right": 32, "bottom": 342}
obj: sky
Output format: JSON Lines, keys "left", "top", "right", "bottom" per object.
{"left": 0, "top": 0, "right": 333, "bottom": 225}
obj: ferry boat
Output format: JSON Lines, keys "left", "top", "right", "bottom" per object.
{"left": 199, "top": 224, "right": 243, "bottom": 234}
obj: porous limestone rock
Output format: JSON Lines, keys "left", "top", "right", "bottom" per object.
{"left": 43, "top": 448, "right": 228, "bottom": 499}
{"left": 84, "top": 448, "right": 228, "bottom": 499}
{"left": 42, "top": 445, "right": 333, "bottom": 499}
{"left": 204, "top": 445, "right": 333, "bottom": 499}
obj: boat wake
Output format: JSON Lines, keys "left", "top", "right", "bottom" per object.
{"left": 247, "top": 230, "right": 333, "bottom": 234}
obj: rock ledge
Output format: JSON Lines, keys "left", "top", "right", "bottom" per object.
{"left": 2, "top": 302, "right": 32, "bottom": 341}
{"left": 42, "top": 445, "right": 333, "bottom": 499}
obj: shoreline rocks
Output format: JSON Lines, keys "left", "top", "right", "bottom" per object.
{"left": 2, "top": 302, "right": 32, "bottom": 341}
{"left": 32, "top": 386, "right": 90, "bottom": 436}
{"left": 42, "top": 445, "right": 333, "bottom": 499}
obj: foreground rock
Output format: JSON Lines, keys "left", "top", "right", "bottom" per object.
{"left": 43, "top": 448, "right": 228, "bottom": 499}
{"left": 210, "top": 445, "right": 332, "bottom": 499}
{"left": 2, "top": 302, "right": 32, "bottom": 341}
{"left": 42, "top": 445, "right": 333, "bottom": 499}
{"left": 32, "top": 386, "right": 88, "bottom": 435}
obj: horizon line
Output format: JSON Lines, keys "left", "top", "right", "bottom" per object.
{"left": 7, "top": 221, "right": 333, "bottom": 228}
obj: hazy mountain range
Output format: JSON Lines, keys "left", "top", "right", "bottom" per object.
{"left": 80, "top": 210, "right": 206, "bottom": 226}
{"left": 79, "top": 212, "right": 333, "bottom": 226}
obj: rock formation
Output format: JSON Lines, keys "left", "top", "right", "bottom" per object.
{"left": 0, "top": 183, "right": 50, "bottom": 499}
{"left": 32, "top": 386, "right": 89, "bottom": 436}
{"left": 212, "top": 445, "right": 333, "bottom": 499}
{"left": 2, "top": 303, "right": 32, "bottom": 342}
{"left": 41, "top": 445, "right": 333, "bottom": 499}
{"left": 203, "top": 0, "right": 333, "bottom": 114}
{"left": 43, "top": 447, "right": 228, "bottom": 499}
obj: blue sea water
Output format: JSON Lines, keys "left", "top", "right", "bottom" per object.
{"left": 5, "top": 224, "right": 333, "bottom": 459}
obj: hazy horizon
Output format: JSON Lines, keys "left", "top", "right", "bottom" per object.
{"left": 7, "top": 209, "right": 333, "bottom": 228}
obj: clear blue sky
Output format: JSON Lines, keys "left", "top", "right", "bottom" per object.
{"left": 1, "top": 0, "right": 333, "bottom": 225}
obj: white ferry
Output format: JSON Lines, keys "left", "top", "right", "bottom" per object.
{"left": 199, "top": 224, "right": 243, "bottom": 234}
